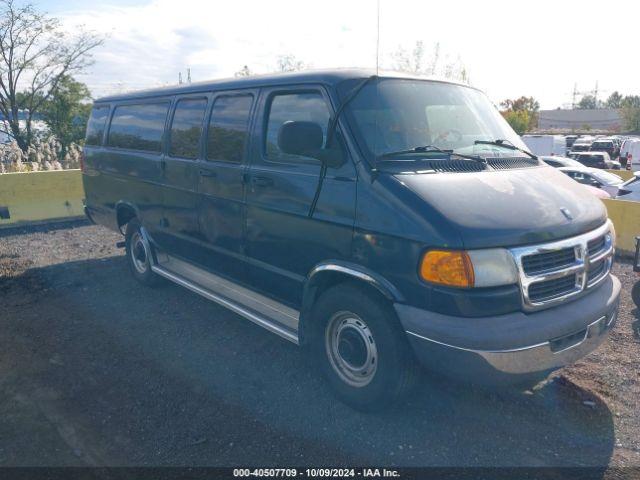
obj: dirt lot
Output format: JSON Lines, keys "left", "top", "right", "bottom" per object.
{"left": 0, "top": 220, "right": 639, "bottom": 471}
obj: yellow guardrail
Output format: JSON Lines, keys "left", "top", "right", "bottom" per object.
{"left": 603, "top": 198, "right": 640, "bottom": 256}
{"left": 0, "top": 169, "right": 84, "bottom": 226}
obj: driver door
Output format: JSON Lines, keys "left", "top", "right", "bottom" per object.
{"left": 243, "top": 86, "right": 357, "bottom": 307}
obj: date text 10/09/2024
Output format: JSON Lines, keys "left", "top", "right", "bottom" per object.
{"left": 233, "top": 469, "right": 401, "bottom": 478}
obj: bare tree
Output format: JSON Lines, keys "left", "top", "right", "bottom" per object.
{"left": 234, "top": 65, "right": 253, "bottom": 77}
{"left": 0, "top": 0, "right": 103, "bottom": 151}
{"left": 390, "top": 41, "right": 469, "bottom": 83}
{"left": 276, "top": 54, "right": 306, "bottom": 73}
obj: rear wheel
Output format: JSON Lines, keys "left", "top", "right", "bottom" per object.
{"left": 125, "top": 219, "right": 163, "bottom": 287}
{"left": 310, "top": 283, "right": 419, "bottom": 411}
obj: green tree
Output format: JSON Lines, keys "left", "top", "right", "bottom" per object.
{"left": 577, "top": 95, "right": 597, "bottom": 109}
{"left": 40, "top": 75, "right": 91, "bottom": 159}
{"left": 0, "top": 0, "right": 102, "bottom": 152}
{"left": 500, "top": 96, "right": 539, "bottom": 131}
{"left": 606, "top": 91, "right": 623, "bottom": 109}
{"left": 501, "top": 110, "right": 530, "bottom": 134}
{"left": 621, "top": 95, "right": 640, "bottom": 132}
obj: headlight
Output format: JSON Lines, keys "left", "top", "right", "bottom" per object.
{"left": 420, "top": 248, "right": 518, "bottom": 288}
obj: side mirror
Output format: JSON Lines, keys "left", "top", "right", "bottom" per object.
{"left": 277, "top": 120, "right": 346, "bottom": 168}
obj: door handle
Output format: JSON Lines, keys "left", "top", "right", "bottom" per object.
{"left": 251, "top": 176, "right": 273, "bottom": 187}
{"left": 199, "top": 169, "right": 217, "bottom": 178}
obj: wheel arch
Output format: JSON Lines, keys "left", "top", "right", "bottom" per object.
{"left": 298, "top": 261, "right": 404, "bottom": 347}
{"left": 115, "top": 201, "right": 140, "bottom": 234}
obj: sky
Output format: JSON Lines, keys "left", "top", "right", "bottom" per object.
{"left": 34, "top": 0, "right": 640, "bottom": 109}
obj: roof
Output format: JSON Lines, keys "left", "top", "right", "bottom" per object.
{"left": 95, "top": 68, "right": 475, "bottom": 103}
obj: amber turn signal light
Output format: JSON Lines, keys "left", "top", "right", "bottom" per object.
{"left": 420, "top": 250, "right": 475, "bottom": 288}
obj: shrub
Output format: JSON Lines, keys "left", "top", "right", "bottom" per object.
{"left": 0, "top": 137, "right": 81, "bottom": 173}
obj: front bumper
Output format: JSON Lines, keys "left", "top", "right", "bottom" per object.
{"left": 396, "top": 274, "right": 620, "bottom": 384}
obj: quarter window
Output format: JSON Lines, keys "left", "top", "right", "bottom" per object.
{"left": 207, "top": 95, "right": 253, "bottom": 163}
{"left": 85, "top": 105, "right": 110, "bottom": 146}
{"left": 170, "top": 98, "right": 207, "bottom": 159}
{"left": 107, "top": 102, "right": 169, "bottom": 153}
{"left": 265, "top": 92, "right": 330, "bottom": 164}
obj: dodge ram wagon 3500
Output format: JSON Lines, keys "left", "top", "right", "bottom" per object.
{"left": 82, "top": 70, "right": 620, "bottom": 410}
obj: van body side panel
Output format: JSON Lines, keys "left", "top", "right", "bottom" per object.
{"left": 195, "top": 90, "right": 257, "bottom": 282}
{"left": 99, "top": 149, "right": 165, "bottom": 235}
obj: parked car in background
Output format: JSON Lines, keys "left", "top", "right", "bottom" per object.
{"left": 521, "top": 134, "right": 566, "bottom": 156}
{"left": 565, "top": 135, "right": 578, "bottom": 156}
{"left": 570, "top": 137, "right": 594, "bottom": 153}
{"left": 558, "top": 166, "right": 624, "bottom": 197}
{"left": 621, "top": 138, "right": 640, "bottom": 170}
{"left": 540, "top": 155, "right": 584, "bottom": 168}
{"left": 615, "top": 172, "right": 640, "bottom": 201}
{"left": 590, "top": 138, "right": 620, "bottom": 159}
{"left": 574, "top": 151, "right": 620, "bottom": 169}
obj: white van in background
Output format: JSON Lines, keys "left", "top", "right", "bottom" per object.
{"left": 623, "top": 139, "right": 640, "bottom": 170}
{"left": 521, "top": 134, "right": 566, "bottom": 156}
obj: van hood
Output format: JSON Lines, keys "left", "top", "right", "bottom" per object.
{"left": 395, "top": 165, "right": 608, "bottom": 249}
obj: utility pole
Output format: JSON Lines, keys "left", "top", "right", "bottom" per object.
{"left": 187, "top": 68, "right": 191, "bottom": 84}
{"left": 572, "top": 83, "right": 577, "bottom": 109}
{"left": 178, "top": 72, "right": 183, "bottom": 85}
{"left": 594, "top": 81, "right": 599, "bottom": 107}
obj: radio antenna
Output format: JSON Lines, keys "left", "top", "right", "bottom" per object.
{"left": 373, "top": 0, "right": 380, "bottom": 172}
{"left": 375, "top": 0, "right": 380, "bottom": 76}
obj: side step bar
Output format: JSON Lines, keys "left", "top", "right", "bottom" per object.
{"left": 151, "top": 254, "right": 300, "bottom": 345}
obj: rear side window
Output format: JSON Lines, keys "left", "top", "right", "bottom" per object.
{"left": 108, "top": 102, "right": 169, "bottom": 153}
{"left": 207, "top": 95, "right": 253, "bottom": 163}
{"left": 170, "top": 98, "right": 208, "bottom": 159}
{"left": 265, "top": 92, "right": 330, "bottom": 164}
{"left": 85, "top": 106, "right": 109, "bottom": 146}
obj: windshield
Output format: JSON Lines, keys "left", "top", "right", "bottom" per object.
{"left": 338, "top": 78, "right": 528, "bottom": 160}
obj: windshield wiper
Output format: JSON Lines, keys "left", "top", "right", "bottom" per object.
{"left": 378, "top": 145, "right": 487, "bottom": 164}
{"left": 474, "top": 139, "right": 538, "bottom": 160}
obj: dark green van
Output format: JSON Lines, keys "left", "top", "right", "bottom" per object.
{"left": 83, "top": 70, "right": 619, "bottom": 410}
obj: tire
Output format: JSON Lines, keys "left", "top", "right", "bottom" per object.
{"left": 632, "top": 281, "right": 640, "bottom": 309}
{"left": 309, "top": 283, "right": 419, "bottom": 411}
{"left": 124, "top": 219, "right": 163, "bottom": 287}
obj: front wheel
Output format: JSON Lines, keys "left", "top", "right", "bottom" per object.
{"left": 310, "top": 283, "right": 419, "bottom": 411}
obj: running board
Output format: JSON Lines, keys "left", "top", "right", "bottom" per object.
{"left": 151, "top": 254, "right": 299, "bottom": 344}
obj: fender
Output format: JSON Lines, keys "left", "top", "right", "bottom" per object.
{"left": 303, "top": 260, "right": 405, "bottom": 307}
{"left": 298, "top": 261, "right": 405, "bottom": 346}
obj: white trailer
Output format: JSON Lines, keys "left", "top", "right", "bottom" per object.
{"left": 521, "top": 135, "right": 566, "bottom": 156}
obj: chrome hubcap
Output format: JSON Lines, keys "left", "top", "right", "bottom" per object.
{"left": 130, "top": 231, "right": 148, "bottom": 274}
{"left": 325, "top": 311, "right": 378, "bottom": 387}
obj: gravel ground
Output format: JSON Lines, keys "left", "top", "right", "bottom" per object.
{"left": 0, "top": 220, "right": 638, "bottom": 471}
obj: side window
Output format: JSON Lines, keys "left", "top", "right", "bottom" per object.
{"left": 207, "top": 95, "right": 253, "bottom": 163}
{"left": 85, "top": 105, "right": 109, "bottom": 146}
{"left": 107, "top": 102, "right": 169, "bottom": 153}
{"left": 265, "top": 91, "right": 330, "bottom": 164}
{"left": 169, "top": 98, "right": 207, "bottom": 159}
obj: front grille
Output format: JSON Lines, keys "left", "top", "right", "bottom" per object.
{"left": 511, "top": 222, "right": 614, "bottom": 311}
{"left": 588, "top": 235, "right": 606, "bottom": 255}
{"left": 522, "top": 247, "right": 576, "bottom": 275}
{"left": 528, "top": 275, "right": 577, "bottom": 302}
{"left": 588, "top": 259, "right": 606, "bottom": 283}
